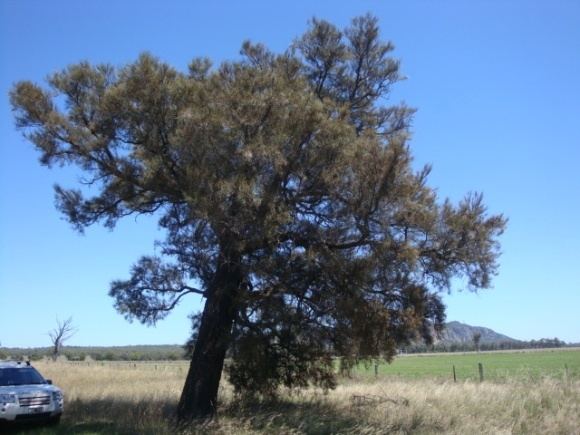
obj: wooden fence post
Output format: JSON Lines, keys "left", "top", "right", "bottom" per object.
{"left": 478, "top": 363, "right": 484, "bottom": 382}
{"left": 374, "top": 363, "right": 378, "bottom": 378}
{"left": 453, "top": 365, "right": 457, "bottom": 383}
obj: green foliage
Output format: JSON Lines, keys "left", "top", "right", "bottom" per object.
{"left": 227, "top": 326, "right": 336, "bottom": 397}
{"left": 10, "top": 14, "right": 506, "bottom": 403}
{"left": 472, "top": 332, "right": 482, "bottom": 351}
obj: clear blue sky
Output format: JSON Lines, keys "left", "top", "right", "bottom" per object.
{"left": 1, "top": 0, "right": 579, "bottom": 347}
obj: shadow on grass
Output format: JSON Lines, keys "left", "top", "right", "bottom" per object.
{"left": 1, "top": 396, "right": 366, "bottom": 434}
{"left": 217, "top": 396, "right": 364, "bottom": 434}
{"left": 0, "top": 398, "right": 177, "bottom": 435}
{"left": 0, "top": 420, "right": 117, "bottom": 435}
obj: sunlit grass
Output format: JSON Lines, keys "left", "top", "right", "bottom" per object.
{"left": 6, "top": 352, "right": 580, "bottom": 434}
{"left": 354, "top": 348, "right": 580, "bottom": 382}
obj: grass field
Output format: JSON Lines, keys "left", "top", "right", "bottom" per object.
{"left": 4, "top": 349, "right": 580, "bottom": 434}
{"left": 355, "top": 348, "right": 580, "bottom": 382}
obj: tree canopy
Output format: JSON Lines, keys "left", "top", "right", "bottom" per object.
{"left": 11, "top": 14, "right": 506, "bottom": 420}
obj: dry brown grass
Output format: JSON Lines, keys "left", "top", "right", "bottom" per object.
{"left": 10, "top": 361, "right": 580, "bottom": 434}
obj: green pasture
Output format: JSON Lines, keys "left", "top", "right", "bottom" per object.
{"left": 354, "top": 349, "right": 580, "bottom": 382}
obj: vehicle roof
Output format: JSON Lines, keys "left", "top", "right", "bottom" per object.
{"left": 0, "top": 360, "right": 34, "bottom": 368}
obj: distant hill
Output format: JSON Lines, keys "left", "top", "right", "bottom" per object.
{"left": 438, "top": 321, "right": 519, "bottom": 344}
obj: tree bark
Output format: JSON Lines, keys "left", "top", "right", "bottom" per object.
{"left": 176, "top": 249, "right": 242, "bottom": 421}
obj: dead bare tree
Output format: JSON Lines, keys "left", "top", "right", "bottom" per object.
{"left": 49, "top": 317, "right": 76, "bottom": 361}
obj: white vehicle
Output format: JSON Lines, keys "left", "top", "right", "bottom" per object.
{"left": 0, "top": 361, "right": 63, "bottom": 424}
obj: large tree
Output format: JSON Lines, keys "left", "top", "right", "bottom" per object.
{"left": 10, "top": 15, "right": 506, "bottom": 421}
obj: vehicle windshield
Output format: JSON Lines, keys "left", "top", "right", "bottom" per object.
{"left": 0, "top": 368, "right": 46, "bottom": 386}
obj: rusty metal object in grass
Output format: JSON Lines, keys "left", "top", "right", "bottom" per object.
{"left": 350, "top": 394, "right": 409, "bottom": 407}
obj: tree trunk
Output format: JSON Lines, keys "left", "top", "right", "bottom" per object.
{"left": 52, "top": 342, "right": 59, "bottom": 362}
{"left": 177, "top": 249, "right": 242, "bottom": 422}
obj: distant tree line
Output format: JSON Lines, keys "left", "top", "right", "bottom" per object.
{"left": 401, "top": 337, "right": 568, "bottom": 353}
{"left": 0, "top": 345, "right": 187, "bottom": 361}
{"left": 1, "top": 338, "right": 571, "bottom": 361}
